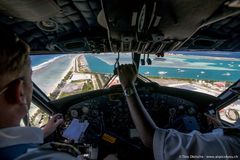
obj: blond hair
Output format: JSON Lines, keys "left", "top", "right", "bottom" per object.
{"left": 0, "top": 35, "right": 30, "bottom": 89}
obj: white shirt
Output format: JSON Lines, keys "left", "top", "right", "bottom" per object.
{"left": 0, "top": 126, "right": 43, "bottom": 148}
{"left": 0, "top": 127, "right": 79, "bottom": 160}
{"left": 153, "top": 127, "right": 240, "bottom": 160}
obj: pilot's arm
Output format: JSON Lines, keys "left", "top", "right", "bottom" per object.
{"left": 117, "top": 64, "right": 240, "bottom": 160}
{"left": 117, "top": 64, "right": 157, "bottom": 148}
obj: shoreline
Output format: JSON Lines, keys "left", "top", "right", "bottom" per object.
{"left": 47, "top": 55, "right": 76, "bottom": 95}
{"left": 32, "top": 55, "right": 77, "bottom": 96}
{"left": 48, "top": 54, "right": 94, "bottom": 99}
{"left": 32, "top": 54, "right": 237, "bottom": 100}
{"left": 32, "top": 55, "right": 65, "bottom": 72}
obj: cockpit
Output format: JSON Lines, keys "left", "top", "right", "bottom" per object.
{"left": 0, "top": 0, "right": 240, "bottom": 159}
{"left": 26, "top": 52, "right": 240, "bottom": 159}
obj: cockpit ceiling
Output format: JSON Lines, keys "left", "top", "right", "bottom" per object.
{"left": 0, "top": 0, "right": 239, "bottom": 54}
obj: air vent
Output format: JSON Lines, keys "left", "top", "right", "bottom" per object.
{"left": 37, "top": 20, "right": 58, "bottom": 32}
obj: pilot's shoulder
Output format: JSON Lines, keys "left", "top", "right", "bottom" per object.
{"left": 15, "top": 142, "right": 82, "bottom": 160}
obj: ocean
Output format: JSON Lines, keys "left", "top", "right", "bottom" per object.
{"left": 85, "top": 54, "right": 240, "bottom": 82}
{"left": 31, "top": 54, "right": 63, "bottom": 67}
{"left": 31, "top": 53, "right": 240, "bottom": 95}
{"left": 31, "top": 54, "right": 76, "bottom": 94}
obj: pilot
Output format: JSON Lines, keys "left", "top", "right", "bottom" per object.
{"left": 0, "top": 27, "right": 77, "bottom": 159}
{"left": 117, "top": 64, "right": 240, "bottom": 160}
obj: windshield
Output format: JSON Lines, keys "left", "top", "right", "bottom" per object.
{"left": 141, "top": 53, "right": 240, "bottom": 96}
{"left": 31, "top": 52, "right": 240, "bottom": 100}
{"left": 31, "top": 54, "right": 113, "bottom": 100}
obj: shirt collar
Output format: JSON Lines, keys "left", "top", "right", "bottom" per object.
{"left": 0, "top": 126, "right": 43, "bottom": 148}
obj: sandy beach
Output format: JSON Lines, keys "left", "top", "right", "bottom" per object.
{"left": 48, "top": 55, "right": 77, "bottom": 95}
{"left": 32, "top": 53, "right": 235, "bottom": 99}
{"left": 49, "top": 54, "right": 99, "bottom": 99}
{"left": 32, "top": 55, "right": 77, "bottom": 95}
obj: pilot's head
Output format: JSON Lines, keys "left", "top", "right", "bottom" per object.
{"left": 0, "top": 26, "right": 32, "bottom": 127}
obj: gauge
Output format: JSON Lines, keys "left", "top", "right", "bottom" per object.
{"left": 225, "top": 109, "right": 239, "bottom": 121}
{"left": 71, "top": 109, "right": 79, "bottom": 118}
{"left": 82, "top": 106, "right": 89, "bottom": 114}
{"left": 178, "top": 105, "right": 184, "bottom": 110}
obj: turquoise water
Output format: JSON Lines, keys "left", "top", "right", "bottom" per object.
{"left": 139, "top": 66, "right": 239, "bottom": 82}
{"left": 31, "top": 54, "right": 62, "bottom": 66}
{"left": 85, "top": 54, "right": 240, "bottom": 82}
{"left": 85, "top": 54, "right": 114, "bottom": 73}
{"left": 30, "top": 53, "right": 240, "bottom": 96}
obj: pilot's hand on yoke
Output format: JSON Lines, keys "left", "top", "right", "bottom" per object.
{"left": 42, "top": 113, "right": 64, "bottom": 138}
{"left": 117, "top": 64, "right": 137, "bottom": 89}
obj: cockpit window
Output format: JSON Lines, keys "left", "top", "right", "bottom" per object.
{"left": 143, "top": 53, "right": 240, "bottom": 96}
{"left": 218, "top": 99, "right": 240, "bottom": 124}
{"left": 31, "top": 52, "right": 240, "bottom": 100}
{"left": 31, "top": 54, "right": 113, "bottom": 100}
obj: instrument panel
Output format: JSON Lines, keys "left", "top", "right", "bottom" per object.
{"left": 64, "top": 90, "right": 205, "bottom": 142}
{"left": 56, "top": 87, "right": 215, "bottom": 160}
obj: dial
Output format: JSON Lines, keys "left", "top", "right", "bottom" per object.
{"left": 71, "top": 109, "right": 79, "bottom": 118}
